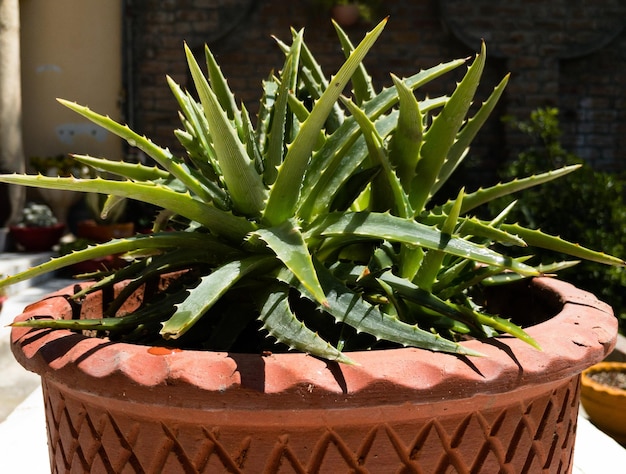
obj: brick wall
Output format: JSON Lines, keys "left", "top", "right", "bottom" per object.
{"left": 559, "top": 32, "right": 626, "bottom": 172}
{"left": 127, "top": 0, "right": 625, "bottom": 185}
{"left": 440, "top": 0, "right": 626, "bottom": 173}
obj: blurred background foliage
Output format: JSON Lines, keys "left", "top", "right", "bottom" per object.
{"left": 487, "top": 108, "right": 626, "bottom": 332}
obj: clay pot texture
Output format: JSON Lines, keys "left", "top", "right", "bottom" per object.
{"left": 11, "top": 277, "right": 617, "bottom": 473}
{"left": 76, "top": 219, "right": 135, "bottom": 243}
{"left": 331, "top": 4, "right": 361, "bottom": 26}
{"left": 581, "top": 361, "right": 626, "bottom": 446}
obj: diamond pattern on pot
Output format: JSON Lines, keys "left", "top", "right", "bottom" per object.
{"left": 41, "top": 376, "right": 579, "bottom": 473}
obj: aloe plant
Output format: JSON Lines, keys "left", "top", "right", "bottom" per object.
{"left": 0, "top": 19, "right": 623, "bottom": 364}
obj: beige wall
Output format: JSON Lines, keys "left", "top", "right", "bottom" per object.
{"left": 20, "top": 0, "right": 123, "bottom": 162}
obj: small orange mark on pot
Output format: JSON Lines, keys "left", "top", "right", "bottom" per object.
{"left": 148, "top": 346, "right": 182, "bottom": 356}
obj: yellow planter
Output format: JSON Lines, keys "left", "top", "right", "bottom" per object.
{"left": 581, "top": 361, "right": 626, "bottom": 445}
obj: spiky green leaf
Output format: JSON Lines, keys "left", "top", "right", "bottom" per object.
{"left": 388, "top": 74, "right": 423, "bottom": 189}
{"left": 332, "top": 20, "right": 375, "bottom": 105}
{"left": 499, "top": 224, "right": 626, "bottom": 267}
{"left": 258, "top": 286, "right": 352, "bottom": 363}
{"left": 0, "top": 174, "right": 255, "bottom": 239}
{"left": 57, "top": 99, "right": 214, "bottom": 204}
{"left": 161, "top": 256, "right": 273, "bottom": 339}
{"left": 279, "top": 264, "right": 483, "bottom": 356}
{"left": 185, "top": 43, "right": 267, "bottom": 217}
{"left": 307, "top": 211, "right": 539, "bottom": 276}
{"left": 252, "top": 219, "right": 327, "bottom": 306}
{"left": 410, "top": 42, "right": 486, "bottom": 213}
{"left": 341, "top": 96, "right": 412, "bottom": 217}
{"left": 415, "top": 188, "right": 465, "bottom": 290}
{"left": 0, "top": 232, "right": 237, "bottom": 290}
{"left": 438, "top": 165, "right": 583, "bottom": 216}
{"left": 72, "top": 154, "right": 169, "bottom": 182}
{"left": 204, "top": 45, "right": 242, "bottom": 128}
{"left": 432, "top": 74, "right": 509, "bottom": 195}
{"left": 264, "top": 18, "right": 388, "bottom": 226}
{"left": 265, "top": 31, "right": 303, "bottom": 184}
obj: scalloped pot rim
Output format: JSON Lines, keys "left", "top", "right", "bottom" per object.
{"left": 10, "top": 277, "right": 617, "bottom": 409}
{"left": 582, "top": 361, "right": 626, "bottom": 397}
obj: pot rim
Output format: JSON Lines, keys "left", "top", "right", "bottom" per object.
{"left": 582, "top": 361, "right": 626, "bottom": 397}
{"left": 9, "top": 223, "right": 65, "bottom": 231}
{"left": 11, "top": 277, "right": 617, "bottom": 405}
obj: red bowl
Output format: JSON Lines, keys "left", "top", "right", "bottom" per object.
{"left": 9, "top": 224, "right": 65, "bottom": 252}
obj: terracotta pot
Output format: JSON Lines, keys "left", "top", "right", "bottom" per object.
{"left": 331, "top": 4, "right": 360, "bottom": 26}
{"left": 581, "top": 361, "right": 626, "bottom": 445}
{"left": 11, "top": 278, "right": 617, "bottom": 473}
{"left": 9, "top": 224, "right": 65, "bottom": 252}
{"left": 76, "top": 219, "right": 135, "bottom": 243}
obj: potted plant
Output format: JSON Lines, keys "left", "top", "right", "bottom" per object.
{"left": 0, "top": 19, "right": 623, "bottom": 472}
{"left": 581, "top": 362, "right": 626, "bottom": 446}
{"left": 72, "top": 179, "right": 134, "bottom": 274}
{"left": 8, "top": 202, "right": 65, "bottom": 252}
{"left": 29, "top": 154, "right": 86, "bottom": 225}
{"left": 76, "top": 193, "right": 134, "bottom": 242}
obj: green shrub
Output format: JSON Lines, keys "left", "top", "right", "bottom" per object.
{"left": 491, "top": 108, "right": 626, "bottom": 330}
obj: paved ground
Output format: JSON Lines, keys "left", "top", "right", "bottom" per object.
{"left": 1, "top": 253, "right": 625, "bottom": 472}
{"left": 0, "top": 271, "right": 73, "bottom": 422}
